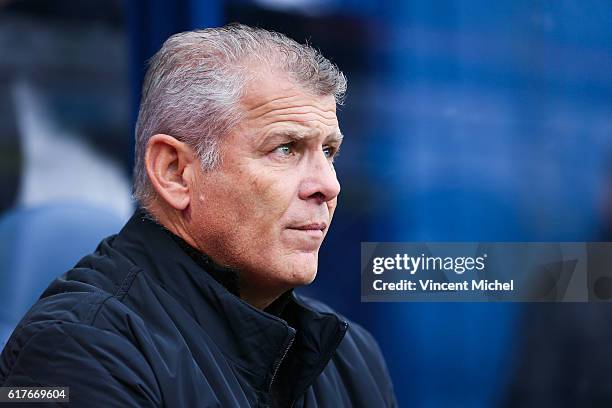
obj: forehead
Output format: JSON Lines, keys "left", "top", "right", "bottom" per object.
{"left": 239, "top": 68, "right": 339, "bottom": 129}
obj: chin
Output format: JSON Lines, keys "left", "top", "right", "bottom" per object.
{"left": 284, "top": 252, "right": 319, "bottom": 286}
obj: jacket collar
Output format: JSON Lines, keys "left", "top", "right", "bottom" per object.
{"left": 113, "top": 210, "right": 348, "bottom": 395}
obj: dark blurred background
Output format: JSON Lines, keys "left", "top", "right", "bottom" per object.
{"left": 1, "top": 0, "right": 612, "bottom": 407}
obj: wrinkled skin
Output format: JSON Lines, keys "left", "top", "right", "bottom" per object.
{"left": 186, "top": 68, "right": 343, "bottom": 308}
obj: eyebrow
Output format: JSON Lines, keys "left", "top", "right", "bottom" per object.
{"left": 261, "top": 129, "right": 344, "bottom": 146}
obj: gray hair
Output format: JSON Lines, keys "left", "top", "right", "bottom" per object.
{"left": 133, "top": 23, "right": 347, "bottom": 207}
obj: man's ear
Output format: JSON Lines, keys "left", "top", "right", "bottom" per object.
{"left": 145, "top": 134, "right": 196, "bottom": 211}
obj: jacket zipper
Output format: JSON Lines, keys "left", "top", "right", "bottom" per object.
{"left": 269, "top": 335, "right": 294, "bottom": 390}
{"left": 288, "top": 319, "right": 349, "bottom": 407}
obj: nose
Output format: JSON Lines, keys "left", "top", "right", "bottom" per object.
{"left": 298, "top": 151, "right": 341, "bottom": 203}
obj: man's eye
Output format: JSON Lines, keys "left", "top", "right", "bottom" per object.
{"left": 274, "top": 143, "right": 293, "bottom": 156}
{"left": 323, "top": 146, "right": 337, "bottom": 159}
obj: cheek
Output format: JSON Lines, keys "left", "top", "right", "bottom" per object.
{"left": 203, "top": 159, "right": 300, "bottom": 242}
{"left": 246, "top": 170, "right": 296, "bottom": 220}
{"left": 327, "top": 198, "right": 338, "bottom": 217}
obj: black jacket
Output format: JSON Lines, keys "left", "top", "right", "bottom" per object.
{"left": 0, "top": 211, "right": 397, "bottom": 407}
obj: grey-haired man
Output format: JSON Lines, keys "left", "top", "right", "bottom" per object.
{"left": 1, "top": 24, "right": 397, "bottom": 407}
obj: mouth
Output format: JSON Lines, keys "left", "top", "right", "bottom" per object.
{"left": 286, "top": 222, "right": 327, "bottom": 238}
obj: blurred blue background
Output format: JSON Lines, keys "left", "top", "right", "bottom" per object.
{"left": 1, "top": 1, "right": 612, "bottom": 407}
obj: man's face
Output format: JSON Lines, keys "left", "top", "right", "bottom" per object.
{"left": 188, "top": 68, "right": 342, "bottom": 300}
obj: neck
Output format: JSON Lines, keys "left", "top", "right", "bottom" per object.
{"left": 145, "top": 202, "right": 200, "bottom": 249}
{"left": 144, "top": 204, "right": 285, "bottom": 310}
{"left": 241, "top": 289, "right": 284, "bottom": 310}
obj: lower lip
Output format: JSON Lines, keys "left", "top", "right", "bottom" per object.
{"left": 287, "top": 228, "right": 324, "bottom": 239}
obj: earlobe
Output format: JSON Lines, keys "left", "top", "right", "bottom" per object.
{"left": 145, "top": 134, "right": 195, "bottom": 211}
